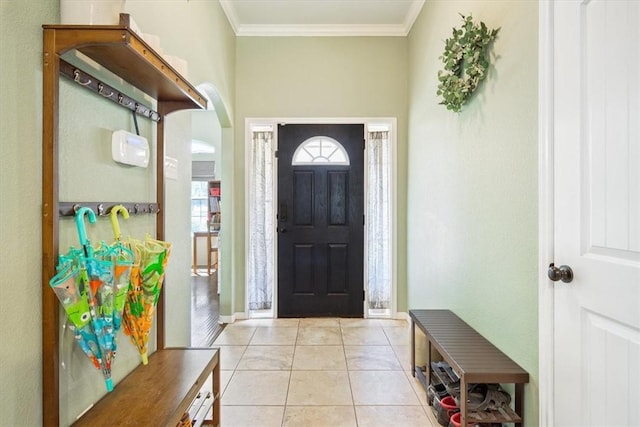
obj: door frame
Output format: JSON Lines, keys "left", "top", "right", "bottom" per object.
{"left": 538, "top": 2, "right": 555, "bottom": 425}
{"left": 245, "top": 117, "right": 398, "bottom": 319}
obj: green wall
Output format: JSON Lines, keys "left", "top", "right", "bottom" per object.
{"left": 1, "top": 1, "right": 57, "bottom": 424}
{"left": 407, "top": 1, "right": 539, "bottom": 425}
{"left": 234, "top": 36, "right": 410, "bottom": 315}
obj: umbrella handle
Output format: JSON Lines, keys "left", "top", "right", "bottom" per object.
{"left": 110, "top": 205, "right": 129, "bottom": 240}
{"left": 75, "top": 207, "right": 96, "bottom": 247}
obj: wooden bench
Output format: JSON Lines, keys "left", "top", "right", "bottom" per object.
{"left": 410, "top": 309, "right": 529, "bottom": 426}
{"left": 73, "top": 348, "right": 220, "bottom": 427}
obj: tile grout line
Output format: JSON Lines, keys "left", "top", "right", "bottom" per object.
{"left": 217, "top": 319, "right": 429, "bottom": 426}
{"left": 280, "top": 324, "right": 299, "bottom": 426}
{"left": 342, "top": 321, "right": 359, "bottom": 426}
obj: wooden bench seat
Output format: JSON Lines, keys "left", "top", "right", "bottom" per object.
{"left": 410, "top": 309, "right": 529, "bottom": 426}
{"left": 73, "top": 348, "right": 220, "bottom": 427}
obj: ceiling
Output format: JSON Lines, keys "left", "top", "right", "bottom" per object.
{"left": 219, "top": 0, "right": 425, "bottom": 36}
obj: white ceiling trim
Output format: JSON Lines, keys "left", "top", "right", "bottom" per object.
{"left": 220, "top": 0, "right": 425, "bottom": 37}
{"left": 236, "top": 24, "right": 410, "bottom": 37}
{"left": 219, "top": 0, "right": 240, "bottom": 35}
{"left": 403, "top": 0, "right": 425, "bottom": 34}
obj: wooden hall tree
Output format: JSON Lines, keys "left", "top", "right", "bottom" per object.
{"left": 41, "top": 15, "right": 208, "bottom": 425}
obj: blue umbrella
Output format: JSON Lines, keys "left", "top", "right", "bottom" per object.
{"left": 50, "top": 207, "right": 116, "bottom": 392}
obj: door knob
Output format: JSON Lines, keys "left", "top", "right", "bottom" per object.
{"left": 547, "top": 263, "right": 573, "bottom": 283}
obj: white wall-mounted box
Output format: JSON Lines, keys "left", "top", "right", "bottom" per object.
{"left": 111, "top": 130, "right": 149, "bottom": 168}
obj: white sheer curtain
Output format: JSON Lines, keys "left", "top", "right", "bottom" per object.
{"left": 248, "top": 131, "right": 274, "bottom": 311}
{"left": 367, "top": 131, "right": 391, "bottom": 310}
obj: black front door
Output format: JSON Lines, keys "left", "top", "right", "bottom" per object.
{"left": 277, "top": 124, "right": 364, "bottom": 317}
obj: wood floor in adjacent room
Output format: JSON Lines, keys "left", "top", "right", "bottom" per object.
{"left": 191, "top": 269, "right": 223, "bottom": 347}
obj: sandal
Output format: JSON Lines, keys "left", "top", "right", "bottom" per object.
{"left": 445, "top": 380, "right": 460, "bottom": 397}
{"left": 430, "top": 361, "right": 460, "bottom": 396}
{"left": 466, "top": 384, "right": 511, "bottom": 411}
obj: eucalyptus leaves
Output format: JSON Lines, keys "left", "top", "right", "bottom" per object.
{"left": 437, "top": 14, "right": 500, "bottom": 112}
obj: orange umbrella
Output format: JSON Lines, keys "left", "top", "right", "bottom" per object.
{"left": 122, "top": 235, "right": 171, "bottom": 364}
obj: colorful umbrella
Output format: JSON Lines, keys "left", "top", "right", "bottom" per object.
{"left": 49, "top": 207, "right": 116, "bottom": 392}
{"left": 106, "top": 206, "right": 135, "bottom": 342}
{"left": 122, "top": 234, "right": 171, "bottom": 365}
{"left": 50, "top": 249, "right": 97, "bottom": 365}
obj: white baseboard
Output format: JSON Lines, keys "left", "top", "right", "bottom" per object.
{"left": 234, "top": 311, "right": 248, "bottom": 320}
{"left": 218, "top": 315, "right": 234, "bottom": 324}
{"left": 395, "top": 311, "right": 410, "bottom": 322}
{"left": 221, "top": 312, "right": 407, "bottom": 323}
{"left": 218, "top": 312, "right": 248, "bottom": 324}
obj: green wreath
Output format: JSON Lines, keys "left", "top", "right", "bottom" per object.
{"left": 436, "top": 14, "right": 500, "bottom": 112}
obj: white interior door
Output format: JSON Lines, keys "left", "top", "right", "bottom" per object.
{"left": 552, "top": 1, "right": 640, "bottom": 425}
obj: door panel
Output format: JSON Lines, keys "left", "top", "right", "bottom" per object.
{"left": 278, "top": 124, "right": 364, "bottom": 317}
{"left": 293, "top": 171, "right": 313, "bottom": 225}
{"left": 328, "top": 244, "right": 348, "bottom": 293}
{"left": 328, "top": 171, "right": 348, "bottom": 225}
{"left": 293, "top": 244, "right": 314, "bottom": 293}
{"left": 552, "top": 1, "right": 640, "bottom": 425}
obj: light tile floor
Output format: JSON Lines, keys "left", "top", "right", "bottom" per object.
{"left": 212, "top": 318, "right": 441, "bottom": 427}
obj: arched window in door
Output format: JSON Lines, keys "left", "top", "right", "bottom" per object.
{"left": 291, "top": 136, "right": 350, "bottom": 165}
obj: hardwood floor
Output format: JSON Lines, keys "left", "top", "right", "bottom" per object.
{"left": 191, "top": 270, "right": 223, "bottom": 347}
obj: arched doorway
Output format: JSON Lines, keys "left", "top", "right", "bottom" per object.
{"left": 190, "top": 83, "right": 233, "bottom": 345}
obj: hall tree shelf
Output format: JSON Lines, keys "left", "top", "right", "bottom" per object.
{"left": 41, "top": 14, "right": 220, "bottom": 426}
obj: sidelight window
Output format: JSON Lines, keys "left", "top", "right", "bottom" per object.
{"left": 367, "top": 130, "right": 392, "bottom": 316}
{"left": 248, "top": 128, "right": 275, "bottom": 315}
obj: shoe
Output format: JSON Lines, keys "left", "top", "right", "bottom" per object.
{"left": 430, "top": 361, "right": 460, "bottom": 396}
{"left": 465, "top": 384, "right": 511, "bottom": 412}
{"left": 428, "top": 383, "right": 448, "bottom": 405}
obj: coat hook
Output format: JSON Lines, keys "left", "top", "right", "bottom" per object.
{"left": 73, "top": 69, "right": 91, "bottom": 86}
{"left": 97, "top": 203, "right": 106, "bottom": 216}
{"left": 118, "top": 94, "right": 133, "bottom": 107}
{"left": 134, "top": 203, "right": 140, "bottom": 214}
{"left": 98, "top": 83, "right": 113, "bottom": 98}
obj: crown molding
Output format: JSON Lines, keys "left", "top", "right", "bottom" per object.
{"left": 236, "top": 24, "right": 410, "bottom": 37}
{"left": 404, "top": 0, "right": 425, "bottom": 32}
{"left": 220, "top": 0, "right": 426, "bottom": 37}
{"left": 219, "top": 0, "right": 240, "bottom": 34}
